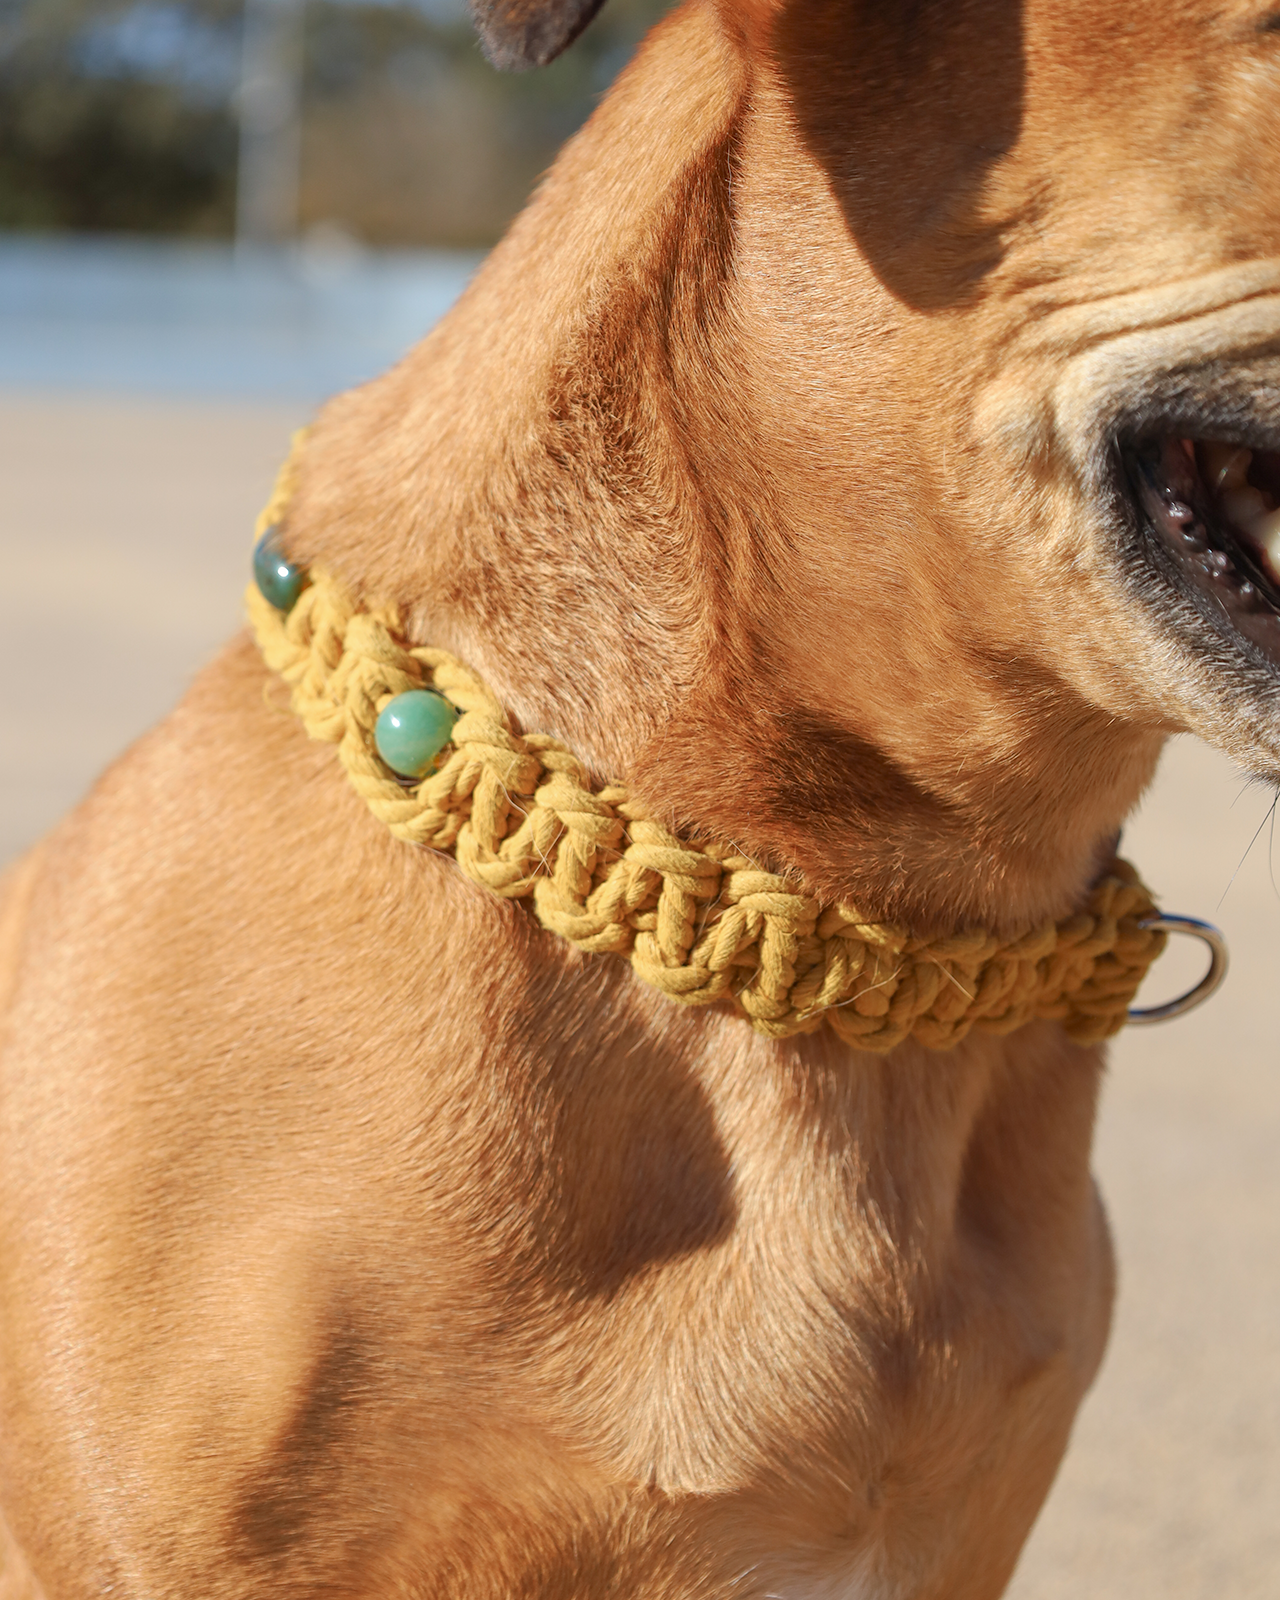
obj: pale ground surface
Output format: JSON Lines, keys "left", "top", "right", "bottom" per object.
{"left": 0, "top": 393, "right": 1277, "bottom": 1596}
{"left": 0, "top": 392, "right": 305, "bottom": 862}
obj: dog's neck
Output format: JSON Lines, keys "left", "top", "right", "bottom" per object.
{"left": 289, "top": 0, "right": 1163, "bottom": 938}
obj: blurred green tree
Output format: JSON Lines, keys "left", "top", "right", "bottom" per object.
{"left": 0, "top": 0, "right": 241, "bottom": 231}
{"left": 0, "top": 0, "right": 671, "bottom": 243}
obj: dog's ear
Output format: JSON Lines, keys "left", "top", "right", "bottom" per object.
{"left": 469, "top": 0, "right": 609, "bottom": 70}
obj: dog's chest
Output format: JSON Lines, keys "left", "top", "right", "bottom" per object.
{"left": 0, "top": 861, "right": 1106, "bottom": 1600}
{"left": 293, "top": 1030, "right": 1097, "bottom": 1597}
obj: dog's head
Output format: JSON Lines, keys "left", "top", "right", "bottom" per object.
{"left": 477, "top": 0, "right": 1280, "bottom": 757}
{"left": 784, "top": 0, "right": 1280, "bottom": 794}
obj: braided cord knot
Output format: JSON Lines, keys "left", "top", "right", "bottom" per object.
{"left": 248, "top": 562, "right": 1165, "bottom": 1052}
{"left": 247, "top": 445, "right": 1165, "bottom": 1053}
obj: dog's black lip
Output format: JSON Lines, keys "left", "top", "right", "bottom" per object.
{"left": 1113, "top": 389, "right": 1280, "bottom": 458}
{"left": 1112, "top": 415, "right": 1280, "bottom": 669}
{"left": 1125, "top": 439, "right": 1280, "bottom": 612}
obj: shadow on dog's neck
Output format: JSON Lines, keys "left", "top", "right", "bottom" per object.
{"left": 285, "top": 0, "right": 1163, "bottom": 940}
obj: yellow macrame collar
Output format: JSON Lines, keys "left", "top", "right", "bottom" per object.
{"left": 247, "top": 458, "right": 1178, "bottom": 1055}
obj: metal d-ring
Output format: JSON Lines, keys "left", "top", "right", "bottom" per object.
{"left": 1127, "top": 914, "right": 1229, "bottom": 1025}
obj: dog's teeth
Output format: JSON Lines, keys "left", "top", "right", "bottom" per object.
{"left": 1221, "top": 485, "right": 1266, "bottom": 527}
{"left": 1252, "top": 505, "right": 1280, "bottom": 537}
{"left": 1252, "top": 508, "right": 1280, "bottom": 575}
{"left": 1203, "top": 443, "right": 1253, "bottom": 490}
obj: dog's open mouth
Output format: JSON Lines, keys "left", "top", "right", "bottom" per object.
{"left": 1124, "top": 434, "right": 1280, "bottom": 658}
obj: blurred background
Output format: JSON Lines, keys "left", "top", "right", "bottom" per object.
{"left": 0, "top": 0, "right": 664, "bottom": 246}
{"left": 0, "top": 0, "right": 670, "bottom": 397}
{"left": 0, "top": 3, "right": 1277, "bottom": 1596}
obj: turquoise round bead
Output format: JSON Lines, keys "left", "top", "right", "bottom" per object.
{"left": 375, "top": 690, "right": 458, "bottom": 778}
{"left": 253, "top": 526, "right": 307, "bottom": 611}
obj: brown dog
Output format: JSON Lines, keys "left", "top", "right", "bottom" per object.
{"left": 2, "top": 0, "right": 1278, "bottom": 1593}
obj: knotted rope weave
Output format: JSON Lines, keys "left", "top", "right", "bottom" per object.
{"left": 247, "top": 460, "right": 1167, "bottom": 1054}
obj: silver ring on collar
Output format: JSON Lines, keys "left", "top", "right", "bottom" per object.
{"left": 1127, "top": 914, "right": 1229, "bottom": 1025}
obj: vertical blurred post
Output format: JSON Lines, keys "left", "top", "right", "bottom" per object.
{"left": 236, "top": 0, "right": 305, "bottom": 252}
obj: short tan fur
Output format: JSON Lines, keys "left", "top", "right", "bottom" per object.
{"left": 4, "top": 1, "right": 1280, "bottom": 1594}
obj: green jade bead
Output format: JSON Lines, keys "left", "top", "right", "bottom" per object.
{"left": 253, "top": 526, "right": 308, "bottom": 611}
{"left": 375, "top": 690, "right": 458, "bottom": 779}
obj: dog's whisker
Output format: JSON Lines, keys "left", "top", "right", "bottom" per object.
{"left": 1218, "top": 794, "right": 1277, "bottom": 909}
